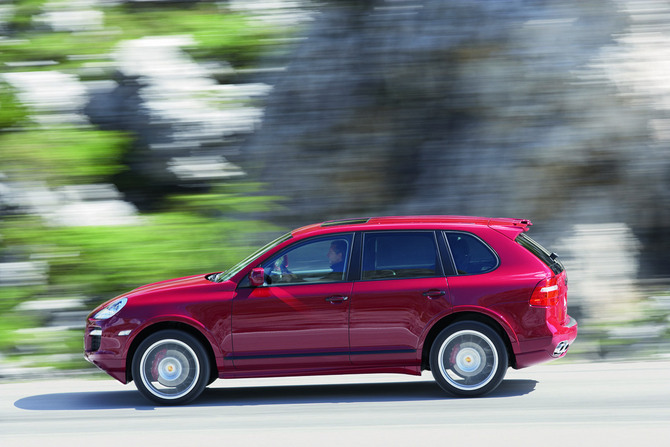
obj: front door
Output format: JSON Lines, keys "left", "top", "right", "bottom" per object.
{"left": 231, "top": 234, "right": 354, "bottom": 371}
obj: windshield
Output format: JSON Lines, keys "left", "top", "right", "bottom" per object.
{"left": 215, "top": 232, "right": 292, "bottom": 282}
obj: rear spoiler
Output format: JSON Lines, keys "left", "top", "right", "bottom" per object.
{"left": 487, "top": 218, "right": 532, "bottom": 239}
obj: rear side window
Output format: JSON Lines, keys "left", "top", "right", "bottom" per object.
{"left": 362, "top": 232, "right": 440, "bottom": 280}
{"left": 445, "top": 232, "right": 498, "bottom": 275}
{"left": 515, "top": 233, "right": 564, "bottom": 275}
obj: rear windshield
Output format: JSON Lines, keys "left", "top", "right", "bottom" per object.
{"left": 515, "top": 233, "right": 564, "bottom": 275}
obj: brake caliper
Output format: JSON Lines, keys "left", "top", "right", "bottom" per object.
{"left": 150, "top": 349, "right": 167, "bottom": 381}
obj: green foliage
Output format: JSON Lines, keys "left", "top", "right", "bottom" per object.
{"left": 0, "top": 287, "right": 43, "bottom": 313}
{"left": 109, "top": 4, "right": 280, "bottom": 66}
{"left": 0, "top": 128, "right": 131, "bottom": 186}
{"left": 1, "top": 199, "right": 281, "bottom": 300}
{"left": 1, "top": 328, "right": 86, "bottom": 369}
{"left": 5, "top": 0, "right": 48, "bottom": 32}
{"left": 0, "top": 0, "right": 290, "bottom": 372}
{"left": 0, "top": 193, "right": 282, "bottom": 359}
{"left": 0, "top": 315, "right": 39, "bottom": 351}
{"left": 167, "top": 182, "right": 285, "bottom": 215}
{"left": 0, "top": 32, "right": 118, "bottom": 72}
{"left": 0, "top": 2, "right": 282, "bottom": 74}
{"left": 0, "top": 82, "right": 31, "bottom": 129}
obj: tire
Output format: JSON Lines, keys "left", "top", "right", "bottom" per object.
{"left": 131, "top": 330, "right": 210, "bottom": 405}
{"left": 429, "top": 321, "right": 508, "bottom": 397}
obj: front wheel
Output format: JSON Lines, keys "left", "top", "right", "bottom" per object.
{"left": 131, "top": 330, "right": 210, "bottom": 405}
{"left": 429, "top": 321, "right": 508, "bottom": 397}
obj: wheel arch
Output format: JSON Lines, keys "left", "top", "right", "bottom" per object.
{"left": 421, "top": 311, "right": 518, "bottom": 370}
{"left": 125, "top": 321, "right": 219, "bottom": 384}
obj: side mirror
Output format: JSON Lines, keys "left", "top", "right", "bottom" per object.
{"left": 249, "top": 267, "right": 265, "bottom": 287}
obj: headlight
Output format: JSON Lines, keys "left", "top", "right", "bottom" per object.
{"left": 93, "top": 297, "right": 127, "bottom": 320}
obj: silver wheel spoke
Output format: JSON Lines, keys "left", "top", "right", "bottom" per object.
{"left": 140, "top": 339, "right": 200, "bottom": 400}
{"left": 438, "top": 330, "right": 498, "bottom": 391}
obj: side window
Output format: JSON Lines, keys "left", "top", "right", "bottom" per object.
{"left": 362, "top": 232, "right": 440, "bottom": 280}
{"left": 261, "top": 234, "right": 353, "bottom": 285}
{"left": 445, "top": 232, "right": 498, "bottom": 275}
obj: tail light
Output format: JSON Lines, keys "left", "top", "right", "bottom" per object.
{"left": 530, "top": 276, "right": 560, "bottom": 307}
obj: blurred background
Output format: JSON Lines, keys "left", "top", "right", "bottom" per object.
{"left": 1, "top": 0, "right": 669, "bottom": 378}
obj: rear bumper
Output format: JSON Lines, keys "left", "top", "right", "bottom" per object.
{"left": 514, "top": 316, "right": 578, "bottom": 369}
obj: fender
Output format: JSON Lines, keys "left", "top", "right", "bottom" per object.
{"left": 418, "top": 305, "right": 520, "bottom": 351}
{"left": 125, "top": 314, "right": 226, "bottom": 371}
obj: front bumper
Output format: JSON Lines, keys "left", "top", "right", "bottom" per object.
{"left": 85, "top": 350, "right": 128, "bottom": 383}
{"left": 84, "top": 321, "right": 132, "bottom": 384}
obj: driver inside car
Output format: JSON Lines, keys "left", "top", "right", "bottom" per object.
{"left": 322, "top": 239, "right": 348, "bottom": 280}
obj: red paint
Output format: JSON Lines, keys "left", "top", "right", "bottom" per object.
{"left": 85, "top": 215, "right": 577, "bottom": 396}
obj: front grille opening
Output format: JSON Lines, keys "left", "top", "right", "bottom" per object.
{"left": 91, "top": 335, "right": 101, "bottom": 352}
{"left": 88, "top": 328, "right": 102, "bottom": 351}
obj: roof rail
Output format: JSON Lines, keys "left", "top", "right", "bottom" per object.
{"left": 320, "top": 218, "right": 370, "bottom": 227}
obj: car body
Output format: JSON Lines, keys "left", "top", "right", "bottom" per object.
{"left": 85, "top": 216, "right": 577, "bottom": 405}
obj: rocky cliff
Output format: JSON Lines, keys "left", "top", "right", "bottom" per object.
{"left": 242, "top": 0, "right": 670, "bottom": 276}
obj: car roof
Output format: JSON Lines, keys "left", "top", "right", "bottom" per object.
{"left": 291, "top": 215, "right": 532, "bottom": 239}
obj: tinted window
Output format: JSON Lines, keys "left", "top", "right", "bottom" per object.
{"left": 261, "top": 234, "right": 353, "bottom": 285}
{"left": 516, "top": 233, "right": 564, "bottom": 275}
{"left": 362, "top": 232, "right": 440, "bottom": 280}
{"left": 445, "top": 232, "right": 498, "bottom": 275}
{"left": 217, "top": 232, "right": 291, "bottom": 282}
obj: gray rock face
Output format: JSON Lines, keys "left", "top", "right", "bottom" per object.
{"left": 85, "top": 36, "right": 268, "bottom": 196}
{"left": 242, "top": 0, "right": 670, "bottom": 275}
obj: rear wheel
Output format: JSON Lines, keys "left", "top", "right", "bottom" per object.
{"left": 132, "top": 330, "right": 210, "bottom": 405}
{"left": 429, "top": 321, "right": 508, "bottom": 397}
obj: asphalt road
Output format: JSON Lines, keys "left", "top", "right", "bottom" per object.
{"left": 2, "top": 359, "right": 669, "bottom": 447}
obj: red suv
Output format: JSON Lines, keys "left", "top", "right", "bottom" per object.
{"left": 85, "top": 216, "right": 577, "bottom": 405}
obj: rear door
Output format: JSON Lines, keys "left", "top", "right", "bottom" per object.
{"left": 349, "top": 231, "right": 451, "bottom": 366}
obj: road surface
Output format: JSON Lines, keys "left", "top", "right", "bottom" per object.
{"left": 1, "top": 359, "right": 669, "bottom": 446}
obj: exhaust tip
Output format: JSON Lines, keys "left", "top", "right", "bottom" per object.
{"left": 553, "top": 341, "right": 570, "bottom": 357}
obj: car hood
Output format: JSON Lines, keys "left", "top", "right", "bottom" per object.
{"left": 128, "top": 274, "right": 215, "bottom": 295}
{"left": 89, "top": 273, "right": 234, "bottom": 320}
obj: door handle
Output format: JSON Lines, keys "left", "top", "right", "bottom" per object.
{"left": 325, "top": 295, "right": 349, "bottom": 304}
{"left": 422, "top": 290, "right": 446, "bottom": 299}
